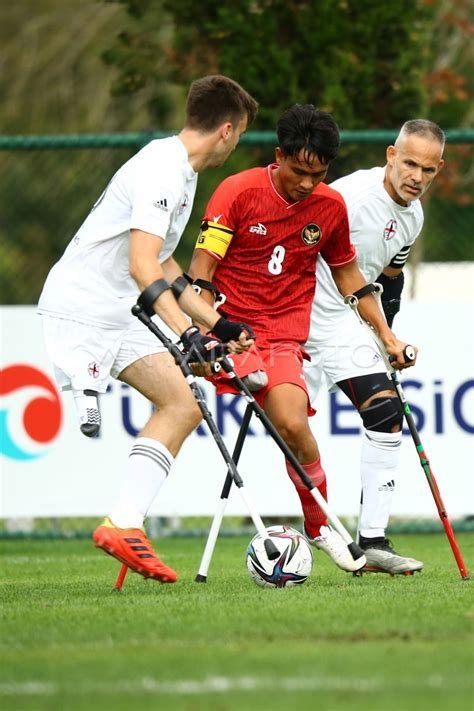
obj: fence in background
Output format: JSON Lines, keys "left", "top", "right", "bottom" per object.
{"left": 1, "top": 130, "right": 473, "bottom": 304}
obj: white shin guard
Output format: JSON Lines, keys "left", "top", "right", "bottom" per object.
{"left": 359, "top": 429, "right": 402, "bottom": 539}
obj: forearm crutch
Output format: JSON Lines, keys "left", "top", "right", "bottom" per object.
{"left": 114, "top": 311, "right": 279, "bottom": 591}
{"left": 132, "top": 305, "right": 278, "bottom": 547}
{"left": 195, "top": 404, "right": 253, "bottom": 582}
{"left": 344, "top": 285, "right": 470, "bottom": 581}
{"left": 204, "top": 357, "right": 366, "bottom": 571}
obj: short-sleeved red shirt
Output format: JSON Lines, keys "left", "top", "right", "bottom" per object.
{"left": 202, "top": 164, "right": 355, "bottom": 346}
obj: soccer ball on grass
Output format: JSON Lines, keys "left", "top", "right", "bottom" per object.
{"left": 246, "top": 525, "right": 313, "bottom": 588}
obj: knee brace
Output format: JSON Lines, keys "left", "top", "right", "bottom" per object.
{"left": 360, "top": 396, "right": 403, "bottom": 433}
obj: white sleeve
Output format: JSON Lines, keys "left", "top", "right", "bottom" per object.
{"left": 129, "top": 168, "right": 179, "bottom": 239}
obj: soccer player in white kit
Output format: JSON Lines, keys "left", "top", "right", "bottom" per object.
{"left": 304, "top": 120, "right": 445, "bottom": 574}
{"left": 38, "top": 75, "right": 258, "bottom": 583}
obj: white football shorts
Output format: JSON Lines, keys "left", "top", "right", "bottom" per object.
{"left": 304, "top": 311, "right": 386, "bottom": 406}
{"left": 40, "top": 313, "right": 179, "bottom": 393}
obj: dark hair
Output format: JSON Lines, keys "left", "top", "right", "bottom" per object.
{"left": 276, "top": 104, "right": 340, "bottom": 165}
{"left": 185, "top": 75, "right": 258, "bottom": 133}
{"left": 397, "top": 119, "right": 445, "bottom": 149}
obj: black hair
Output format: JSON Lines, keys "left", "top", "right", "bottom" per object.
{"left": 276, "top": 104, "right": 340, "bottom": 165}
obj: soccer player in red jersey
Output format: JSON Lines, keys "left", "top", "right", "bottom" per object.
{"left": 189, "top": 105, "right": 416, "bottom": 572}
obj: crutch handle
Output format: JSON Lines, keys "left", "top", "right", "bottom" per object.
{"left": 389, "top": 345, "right": 416, "bottom": 365}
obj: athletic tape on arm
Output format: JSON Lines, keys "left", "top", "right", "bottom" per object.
{"left": 195, "top": 220, "right": 234, "bottom": 259}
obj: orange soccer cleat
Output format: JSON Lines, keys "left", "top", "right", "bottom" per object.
{"left": 93, "top": 517, "right": 177, "bottom": 583}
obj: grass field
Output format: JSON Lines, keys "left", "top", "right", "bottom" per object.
{"left": 1, "top": 532, "right": 473, "bottom": 711}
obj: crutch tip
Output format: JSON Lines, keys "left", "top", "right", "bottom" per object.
{"left": 194, "top": 574, "right": 208, "bottom": 583}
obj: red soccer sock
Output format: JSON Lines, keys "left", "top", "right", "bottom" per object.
{"left": 286, "top": 458, "right": 328, "bottom": 538}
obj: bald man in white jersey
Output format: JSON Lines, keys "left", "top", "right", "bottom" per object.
{"left": 38, "top": 75, "right": 258, "bottom": 583}
{"left": 304, "top": 120, "right": 445, "bottom": 574}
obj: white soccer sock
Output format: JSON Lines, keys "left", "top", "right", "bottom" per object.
{"left": 108, "top": 437, "right": 174, "bottom": 529}
{"left": 359, "top": 429, "right": 401, "bottom": 539}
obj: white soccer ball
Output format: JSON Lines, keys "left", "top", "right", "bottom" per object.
{"left": 246, "top": 525, "right": 313, "bottom": 588}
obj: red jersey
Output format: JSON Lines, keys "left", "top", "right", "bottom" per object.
{"left": 200, "top": 164, "right": 355, "bottom": 345}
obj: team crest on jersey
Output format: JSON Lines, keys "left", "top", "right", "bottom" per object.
{"left": 88, "top": 362, "right": 100, "bottom": 379}
{"left": 301, "top": 223, "right": 321, "bottom": 246}
{"left": 384, "top": 219, "right": 397, "bottom": 240}
{"left": 178, "top": 191, "right": 189, "bottom": 215}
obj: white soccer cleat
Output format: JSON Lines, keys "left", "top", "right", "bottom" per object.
{"left": 360, "top": 538, "right": 423, "bottom": 575}
{"left": 310, "top": 525, "right": 366, "bottom": 572}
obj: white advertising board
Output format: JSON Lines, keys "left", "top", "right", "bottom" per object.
{"left": 1, "top": 304, "right": 473, "bottom": 519}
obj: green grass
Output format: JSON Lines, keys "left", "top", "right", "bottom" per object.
{"left": 1, "top": 534, "right": 473, "bottom": 711}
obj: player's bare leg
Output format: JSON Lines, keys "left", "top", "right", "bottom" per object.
{"left": 93, "top": 352, "right": 202, "bottom": 582}
{"left": 119, "top": 351, "right": 202, "bottom": 455}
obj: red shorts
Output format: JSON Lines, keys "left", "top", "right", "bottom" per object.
{"left": 212, "top": 342, "right": 315, "bottom": 416}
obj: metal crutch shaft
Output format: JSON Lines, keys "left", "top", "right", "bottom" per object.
{"left": 344, "top": 287, "right": 470, "bottom": 580}
{"left": 218, "top": 357, "right": 365, "bottom": 565}
{"left": 195, "top": 404, "right": 253, "bottom": 582}
{"left": 131, "top": 304, "right": 279, "bottom": 562}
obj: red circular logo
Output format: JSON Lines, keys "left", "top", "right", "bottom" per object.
{"left": 0, "top": 364, "right": 62, "bottom": 460}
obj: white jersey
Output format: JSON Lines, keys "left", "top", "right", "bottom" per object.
{"left": 308, "top": 166, "right": 423, "bottom": 343}
{"left": 38, "top": 136, "right": 197, "bottom": 329}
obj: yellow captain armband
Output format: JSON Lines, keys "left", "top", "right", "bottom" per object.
{"left": 195, "top": 220, "right": 234, "bottom": 259}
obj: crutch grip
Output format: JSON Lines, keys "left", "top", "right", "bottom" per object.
{"left": 389, "top": 345, "right": 416, "bottom": 365}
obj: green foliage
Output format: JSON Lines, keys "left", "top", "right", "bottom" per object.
{"left": 424, "top": 0, "right": 474, "bottom": 128}
{"left": 0, "top": 2, "right": 472, "bottom": 306}
{"left": 0, "top": 148, "right": 134, "bottom": 304}
{"left": 101, "top": 0, "right": 178, "bottom": 126}
{"left": 108, "top": 0, "right": 433, "bottom": 129}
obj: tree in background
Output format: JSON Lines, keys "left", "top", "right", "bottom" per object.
{"left": 418, "top": 0, "right": 473, "bottom": 261}
{"left": 101, "top": 0, "right": 473, "bottom": 267}
{"left": 105, "top": 0, "right": 432, "bottom": 129}
{"left": 0, "top": 0, "right": 167, "bottom": 304}
{"left": 0, "top": 0, "right": 472, "bottom": 303}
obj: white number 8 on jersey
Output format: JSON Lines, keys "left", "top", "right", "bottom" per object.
{"left": 268, "top": 245, "right": 286, "bottom": 275}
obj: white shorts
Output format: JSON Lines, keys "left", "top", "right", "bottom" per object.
{"left": 304, "top": 311, "right": 386, "bottom": 405}
{"left": 40, "top": 314, "right": 179, "bottom": 393}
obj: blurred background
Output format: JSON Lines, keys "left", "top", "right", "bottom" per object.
{"left": 0, "top": 0, "right": 473, "bottom": 304}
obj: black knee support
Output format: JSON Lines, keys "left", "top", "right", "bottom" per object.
{"left": 360, "top": 396, "right": 403, "bottom": 433}
{"left": 337, "top": 372, "right": 396, "bottom": 408}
